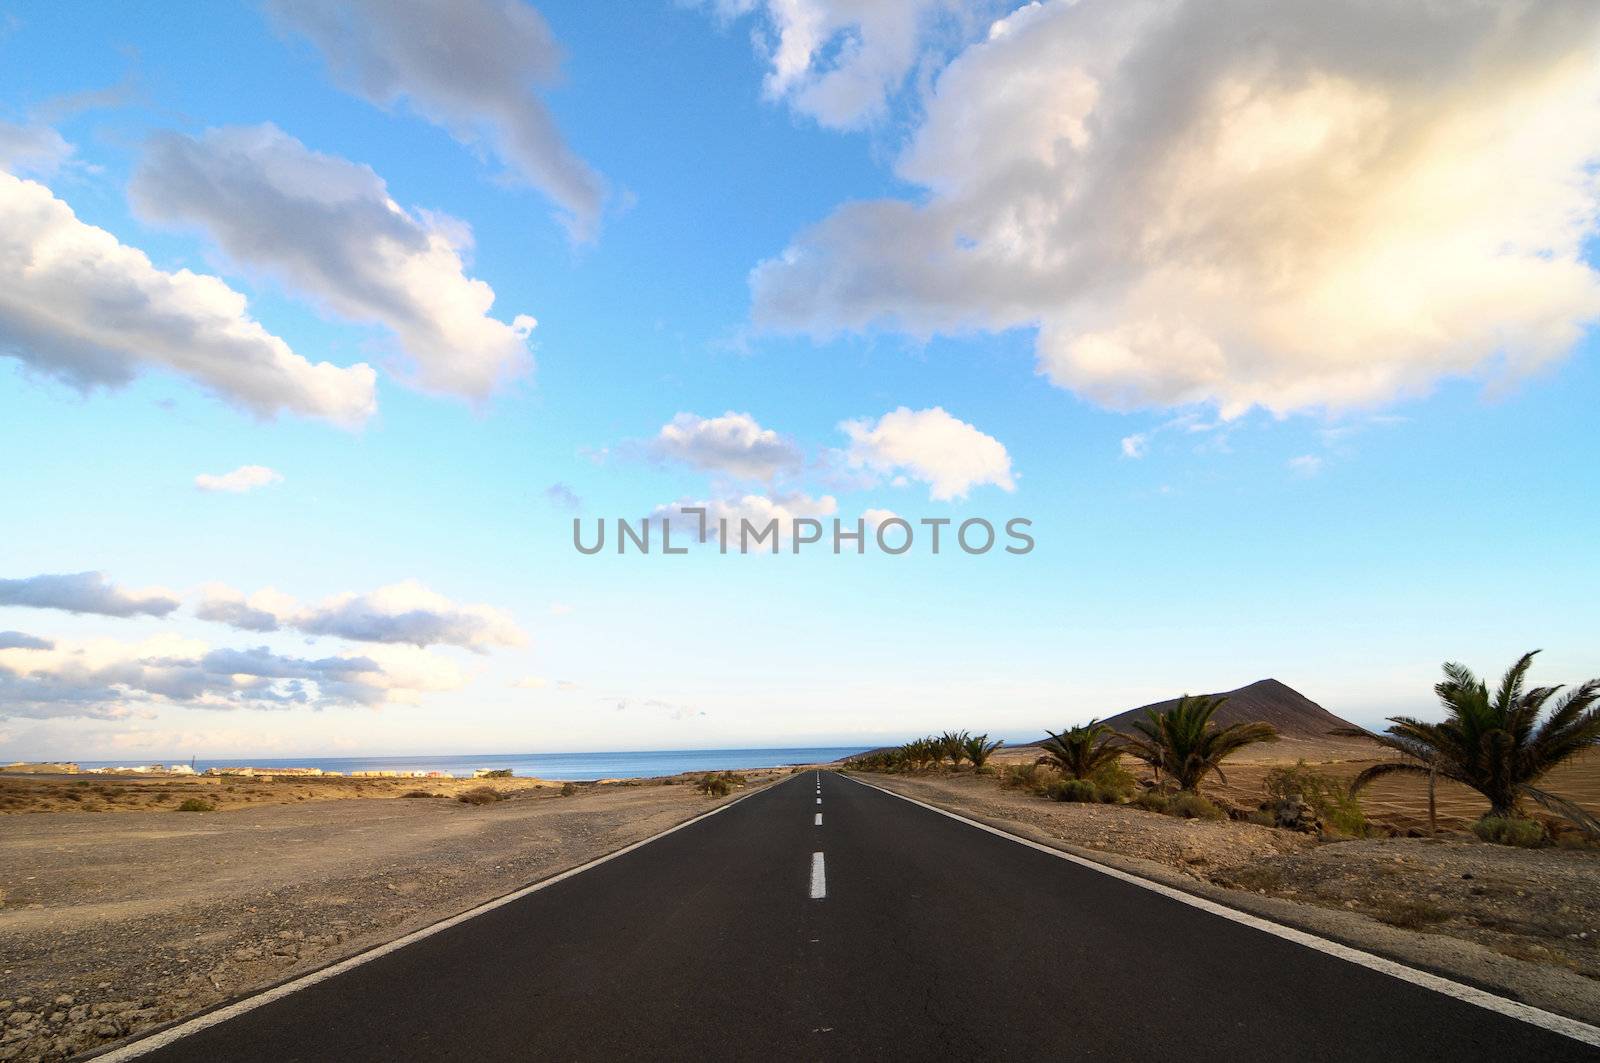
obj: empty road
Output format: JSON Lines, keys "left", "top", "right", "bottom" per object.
{"left": 109, "top": 771, "right": 1600, "bottom": 1062}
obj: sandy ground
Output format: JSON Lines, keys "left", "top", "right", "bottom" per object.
{"left": 861, "top": 769, "right": 1600, "bottom": 1027}
{"left": 0, "top": 772, "right": 563, "bottom": 815}
{"left": 0, "top": 770, "right": 784, "bottom": 1062}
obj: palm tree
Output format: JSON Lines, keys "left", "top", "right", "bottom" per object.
{"left": 1037, "top": 720, "right": 1123, "bottom": 780}
{"left": 1335, "top": 652, "right": 1600, "bottom": 834}
{"left": 940, "top": 730, "right": 970, "bottom": 769}
{"left": 962, "top": 733, "right": 1004, "bottom": 769}
{"left": 1122, "top": 695, "right": 1277, "bottom": 792}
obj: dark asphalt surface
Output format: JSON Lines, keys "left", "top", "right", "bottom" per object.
{"left": 127, "top": 771, "right": 1599, "bottom": 1062}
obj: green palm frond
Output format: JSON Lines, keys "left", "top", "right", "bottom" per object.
{"left": 1345, "top": 652, "right": 1600, "bottom": 824}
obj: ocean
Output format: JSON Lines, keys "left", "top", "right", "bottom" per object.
{"left": 75, "top": 746, "right": 872, "bottom": 781}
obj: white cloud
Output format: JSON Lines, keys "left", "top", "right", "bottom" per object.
{"left": 0, "top": 631, "right": 53, "bottom": 651}
{"left": 839, "top": 406, "right": 1014, "bottom": 501}
{"left": 198, "top": 579, "right": 525, "bottom": 652}
{"left": 652, "top": 411, "right": 803, "bottom": 481}
{"left": 0, "top": 120, "right": 73, "bottom": 177}
{"left": 862, "top": 507, "right": 899, "bottom": 527}
{"left": 0, "top": 632, "right": 428, "bottom": 720}
{"left": 266, "top": 0, "right": 606, "bottom": 238}
{"left": 0, "top": 572, "right": 179, "bottom": 619}
{"left": 1120, "top": 433, "right": 1148, "bottom": 459}
{"left": 0, "top": 170, "right": 377, "bottom": 424}
{"left": 555, "top": 679, "right": 580, "bottom": 691}
{"left": 1287, "top": 454, "right": 1324, "bottom": 477}
{"left": 195, "top": 464, "right": 284, "bottom": 494}
{"left": 193, "top": 584, "right": 299, "bottom": 633}
{"left": 548, "top": 602, "right": 573, "bottom": 616}
{"left": 131, "top": 124, "right": 534, "bottom": 401}
{"left": 712, "top": 0, "right": 968, "bottom": 129}
{"left": 752, "top": 0, "right": 1600, "bottom": 419}
{"left": 511, "top": 675, "right": 548, "bottom": 689}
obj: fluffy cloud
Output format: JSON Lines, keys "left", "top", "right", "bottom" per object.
{"left": 713, "top": 0, "right": 966, "bottom": 128}
{"left": 839, "top": 406, "right": 1014, "bottom": 500}
{"left": 193, "top": 584, "right": 298, "bottom": 633}
{"left": 0, "top": 572, "right": 179, "bottom": 619}
{"left": 195, "top": 465, "right": 284, "bottom": 493}
{"left": 649, "top": 492, "right": 839, "bottom": 548}
{"left": 0, "top": 633, "right": 417, "bottom": 720}
{"left": 653, "top": 411, "right": 803, "bottom": 481}
{"left": 1120, "top": 434, "right": 1148, "bottom": 459}
{"left": 752, "top": 0, "right": 1600, "bottom": 418}
{"left": 131, "top": 125, "right": 535, "bottom": 401}
{"left": 0, "top": 632, "right": 53, "bottom": 651}
{"left": 0, "top": 171, "right": 377, "bottom": 424}
{"left": 266, "top": 0, "right": 606, "bottom": 237}
{"left": 197, "top": 579, "right": 525, "bottom": 652}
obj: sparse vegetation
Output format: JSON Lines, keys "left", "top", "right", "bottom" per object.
{"left": 1474, "top": 815, "right": 1547, "bottom": 848}
{"left": 1167, "top": 792, "right": 1225, "bottom": 820}
{"left": 1049, "top": 778, "right": 1102, "bottom": 803}
{"left": 1337, "top": 651, "right": 1600, "bottom": 841}
{"left": 1121, "top": 695, "right": 1277, "bottom": 793}
{"left": 1264, "top": 760, "right": 1368, "bottom": 836}
{"left": 1376, "top": 898, "right": 1452, "bottom": 930}
{"left": 456, "top": 786, "right": 507, "bottom": 805}
{"left": 479, "top": 769, "right": 514, "bottom": 779}
{"left": 696, "top": 771, "right": 746, "bottom": 797}
{"left": 176, "top": 798, "right": 215, "bottom": 812}
{"left": 560, "top": 782, "right": 579, "bottom": 797}
{"left": 400, "top": 790, "right": 440, "bottom": 798}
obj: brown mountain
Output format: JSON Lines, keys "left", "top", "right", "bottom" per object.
{"left": 1046, "top": 679, "right": 1361, "bottom": 742}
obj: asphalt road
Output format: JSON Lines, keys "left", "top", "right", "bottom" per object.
{"left": 118, "top": 771, "right": 1599, "bottom": 1062}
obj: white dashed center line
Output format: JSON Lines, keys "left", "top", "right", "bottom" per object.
{"left": 816, "top": 796, "right": 821, "bottom": 804}
{"left": 814, "top": 813, "right": 822, "bottom": 826}
{"left": 809, "top": 852, "right": 826, "bottom": 899}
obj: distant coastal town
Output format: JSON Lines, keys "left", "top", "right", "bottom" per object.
{"left": 2, "top": 761, "right": 505, "bottom": 779}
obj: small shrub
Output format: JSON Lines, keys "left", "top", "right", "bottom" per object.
{"left": 1167, "top": 793, "right": 1225, "bottom": 820}
{"left": 999, "top": 763, "right": 1045, "bottom": 791}
{"left": 1473, "top": 815, "right": 1546, "bottom": 848}
{"left": 457, "top": 786, "right": 507, "bottom": 806}
{"left": 1263, "top": 760, "right": 1367, "bottom": 836}
{"left": 1089, "top": 759, "right": 1135, "bottom": 802}
{"left": 1130, "top": 790, "right": 1170, "bottom": 813}
{"left": 176, "top": 798, "right": 215, "bottom": 812}
{"left": 479, "top": 769, "right": 513, "bottom": 779}
{"left": 1049, "top": 778, "right": 1101, "bottom": 803}
{"left": 696, "top": 773, "right": 732, "bottom": 797}
{"left": 400, "top": 790, "right": 437, "bottom": 798}
{"left": 560, "top": 782, "right": 579, "bottom": 797}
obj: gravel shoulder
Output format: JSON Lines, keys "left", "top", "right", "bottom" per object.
{"left": 860, "top": 771, "right": 1600, "bottom": 1028}
{"left": 0, "top": 773, "right": 781, "bottom": 1061}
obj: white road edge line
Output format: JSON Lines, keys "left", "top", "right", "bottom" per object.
{"left": 92, "top": 776, "right": 790, "bottom": 1061}
{"left": 815, "top": 813, "right": 822, "bottom": 826}
{"left": 810, "top": 851, "right": 827, "bottom": 899}
{"left": 842, "top": 773, "right": 1600, "bottom": 1049}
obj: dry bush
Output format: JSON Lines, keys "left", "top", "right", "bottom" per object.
{"left": 457, "top": 786, "right": 507, "bottom": 806}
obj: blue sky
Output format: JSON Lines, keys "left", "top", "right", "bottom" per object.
{"left": 2, "top": 0, "right": 1599, "bottom": 760}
